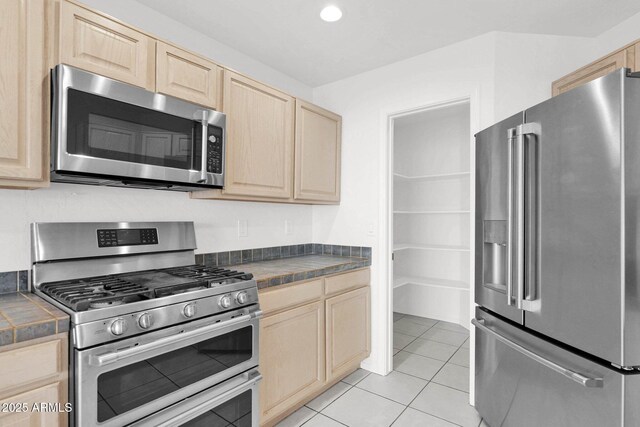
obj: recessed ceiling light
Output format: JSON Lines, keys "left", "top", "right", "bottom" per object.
{"left": 320, "top": 5, "right": 342, "bottom": 22}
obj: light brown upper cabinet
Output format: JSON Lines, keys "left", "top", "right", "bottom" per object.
{"left": 0, "top": 0, "right": 49, "bottom": 189}
{"left": 221, "top": 70, "right": 295, "bottom": 199}
{"left": 294, "top": 100, "right": 341, "bottom": 202}
{"left": 552, "top": 40, "right": 640, "bottom": 96}
{"left": 59, "top": 1, "right": 156, "bottom": 90}
{"left": 156, "top": 41, "right": 222, "bottom": 109}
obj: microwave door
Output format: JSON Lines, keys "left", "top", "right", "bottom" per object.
{"left": 475, "top": 112, "right": 525, "bottom": 325}
{"left": 51, "top": 65, "right": 225, "bottom": 189}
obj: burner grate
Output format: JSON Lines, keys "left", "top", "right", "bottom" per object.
{"left": 40, "top": 276, "right": 152, "bottom": 312}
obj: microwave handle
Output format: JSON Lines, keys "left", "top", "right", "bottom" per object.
{"left": 197, "top": 111, "right": 209, "bottom": 183}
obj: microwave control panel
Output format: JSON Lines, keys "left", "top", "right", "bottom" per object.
{"left": 206, "top": 126, "right": 223, "bottom": 174}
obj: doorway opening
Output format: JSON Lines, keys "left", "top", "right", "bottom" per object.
{"left": 389, "top": 98, "right": 473, "bottom": 347}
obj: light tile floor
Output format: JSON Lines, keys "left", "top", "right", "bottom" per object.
{"left": 276, "top": 313, "right": 485, "bottom": 427}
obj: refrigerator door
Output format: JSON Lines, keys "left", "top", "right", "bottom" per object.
{"left": 475, "top": 112, "right": 525, "bottom": 324}
{"left": 474, "top": 308, "right": 640, "bottom": 427}
{"left": 521, "top": 70, "right": 624, "bottom": 364}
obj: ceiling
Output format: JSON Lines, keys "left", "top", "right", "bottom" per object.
{"left": 136, "top": 0, "right": 640, "bottom": 87}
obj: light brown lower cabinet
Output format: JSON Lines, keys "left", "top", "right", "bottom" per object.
{"left": 0, "top": 333, "right": 69, "bottom": 427}
{"left": 259, "top": 301, "right": 325, "bottom": 425}
{"left": 326, "top": 286, "right": 371, "bottom": 382}
{"left": 258, "top": 269, "right": 370, "bottom": 426}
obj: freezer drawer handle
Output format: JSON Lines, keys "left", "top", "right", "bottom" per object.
{"left": 472, "top": 318, "right": 604, "bottom": 388}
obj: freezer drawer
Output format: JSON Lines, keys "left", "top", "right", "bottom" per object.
{"left": 474, "top": 308, "right": 640, "bottom": 427}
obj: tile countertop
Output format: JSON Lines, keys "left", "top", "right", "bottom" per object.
{"left": 229, "top": 254, "right": 371, "bottom": 290}
{"left": 0, "top": 293, "right": 69, "bottom": 347}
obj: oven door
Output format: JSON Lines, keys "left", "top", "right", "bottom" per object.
{"left": 51, "top": 64, "right": 225, "bottom": 187}
{"left": 74, "top": 308, "right": 259, "bottom": 427}
{"left": 130, "top": 369, "right": 261, "bottom": 427}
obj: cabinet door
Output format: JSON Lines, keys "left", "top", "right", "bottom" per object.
{"left": 59, "top": 1, "right": 155, "bottom": 90}
{"left": 0, "top": 382, "right": 66, "bottom": 427}
{"left": 294, "top": 100, "right": 341, "bottom": 202}
{"left": 552, "top": 49, "right": 629, "bottom": 96}
{"left": 222, "top": 70, "right": 294, "bottom": 199}
{"left": 326, "top": 287, "right": 370, "bottom": 382}
{"left": 156, "top": 41, "right": 221, "bottom": 109}
{"left": 0, "top": 0, "right": 48, "bottom": 188}
{"left": 259, "top": 301, "right": 324, "bottom": 425}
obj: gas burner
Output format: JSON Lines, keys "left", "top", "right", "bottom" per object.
{"left": 39, "top": 265, "right": 254, "bottom": 312}
{"left": 89, "top": 300, "right": 124, "bottom": 309}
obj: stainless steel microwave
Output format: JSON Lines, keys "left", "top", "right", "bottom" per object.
{"left": 51, "top": 64, "right": 225, "bottom": 191}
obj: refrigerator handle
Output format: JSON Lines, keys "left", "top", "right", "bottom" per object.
{"left": 472, "top": 318, "right": 604, "bottom": 388}
{"left": 506, "top": 128, "right": 517, "bottom": 306}
{"left": 517, "top": 122, "right": 541, "bottom": 310}
{"left": 507, "top": 127, "right": 525, "bottom": 308}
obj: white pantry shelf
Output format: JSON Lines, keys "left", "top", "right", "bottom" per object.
{"left": 394, "top": 171, "right": 470, "bottom": 182}
{"left": 394, "top": 243, "right": 470, "bottom": 252}
{"left": 393, "top": 275, "right": 469, "bottom": 290}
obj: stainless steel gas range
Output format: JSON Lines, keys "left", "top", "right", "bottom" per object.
{"left": 30, "top": 221, "right": 262, "bottom": 427}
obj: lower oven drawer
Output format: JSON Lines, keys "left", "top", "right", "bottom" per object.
{"left": 129, "top": 369, "right": 261, "bottom": 427}
{"left": 474, "top": 308, "right": 640, "bottom": 427}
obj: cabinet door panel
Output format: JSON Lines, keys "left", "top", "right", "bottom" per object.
{"left": 60, "top": 1, "right": 155, "bottom": 90}
{"left": 294, "top": 100, "right": 341, "bottom": 202}
{"left": 0, "top": 0, "right": 48, "bottom": 187}
{"left": 260, "top": 301, "right": 324, "bottom": 424}
{"left": 156, "top": 42, "right": 221, "bottom": 109}
{"left": 552, "top": 50, "right": 627, "bottom": 96}
{"left": 222, "top": 70, "right": 294, "bottom": 199}
{"left": 0, "top": 382, "right": 65, "bottom": 427}
{"left": 326, "top": 287, "right": 370, "bottom": 382}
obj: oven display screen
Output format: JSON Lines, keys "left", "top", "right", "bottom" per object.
{"left": 97, "top": 228, "right": 158, "bottom": 247}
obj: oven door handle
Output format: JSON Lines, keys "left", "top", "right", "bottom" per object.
{"left": 90, "top": 311, "right": 261, "bottom": 367}
{"left": 157, "top": 370, "right": 262, "bottom": 427}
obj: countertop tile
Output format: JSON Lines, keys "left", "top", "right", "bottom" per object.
{"left": 229, "top": 254, "right": 369, "bottom": 290}
{"left": 0, "top": 292, "right": 69, "bottom": 347}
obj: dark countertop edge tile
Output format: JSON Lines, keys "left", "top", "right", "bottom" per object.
{"left": 256, "top": 260, "right": 369, "bottom": 291}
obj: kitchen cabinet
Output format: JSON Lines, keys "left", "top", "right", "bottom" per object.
{"left": 294, "top": 100, "right": 341, "bottom": 202}
{"left": 59, "top": 1, "right": 156, "bottom": 91}
{"left": 220, "top": 70, "right": 295, "bottom": 199}
{"left": 259, "top": 301, "right": 325, "bottom": 425}
{"left": 156, "top": 41, "right": 222, "bottom": 109}
{"left": 258, "top": 269, "right": 370, "bottom": 426}
{"left": 190, "top": 93, "right": 342, "bottom": 204}
{"left": 0, "top": 0, "right": 49, "bottom": 189}
{"left": 552, "top": 40, "right": 639, "bottom": 96}
{"left": 0, "top": 334, "right": 69, "bottom": 426}
{"left": 325, "top": 287, "right": 371, "bottom": 382}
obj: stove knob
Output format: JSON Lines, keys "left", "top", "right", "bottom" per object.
{"left": 138, "top": 313, "right": 153, "bottom": 329}
{"left": 183, "top": 303, "right": 197, "bottom": 318}
{"left": 110, "top": 318, "right": 128, "bottom": 336}
{"left": 219, "top": 294, "right": 233, "bottom": 309}
{"left": 236, "top": 291, "right": 249, "bottom": 305}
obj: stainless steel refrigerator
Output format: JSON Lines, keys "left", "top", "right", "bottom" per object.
{"left": 474, "top": 68, "right": 640, "bottom": 427}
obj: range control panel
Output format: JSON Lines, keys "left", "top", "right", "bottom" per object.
{"left": 97, "top": 228, "right": 158, "bottom": 247}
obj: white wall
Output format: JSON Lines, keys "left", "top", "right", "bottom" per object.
{"left": 311, "top": 32, "right": 496, "bottom": 375}
{"left": 0, "top": 0, "right": 318, "bottom": 272}
{"left": 0, "top": 184, "right": 312, "bottom": 271}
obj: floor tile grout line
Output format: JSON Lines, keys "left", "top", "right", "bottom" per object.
{"left": 300, "top": 410, "right": 349, "bottom": 427}
{"left": 305, "top": 380, "right": 354, "bottom": 413}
